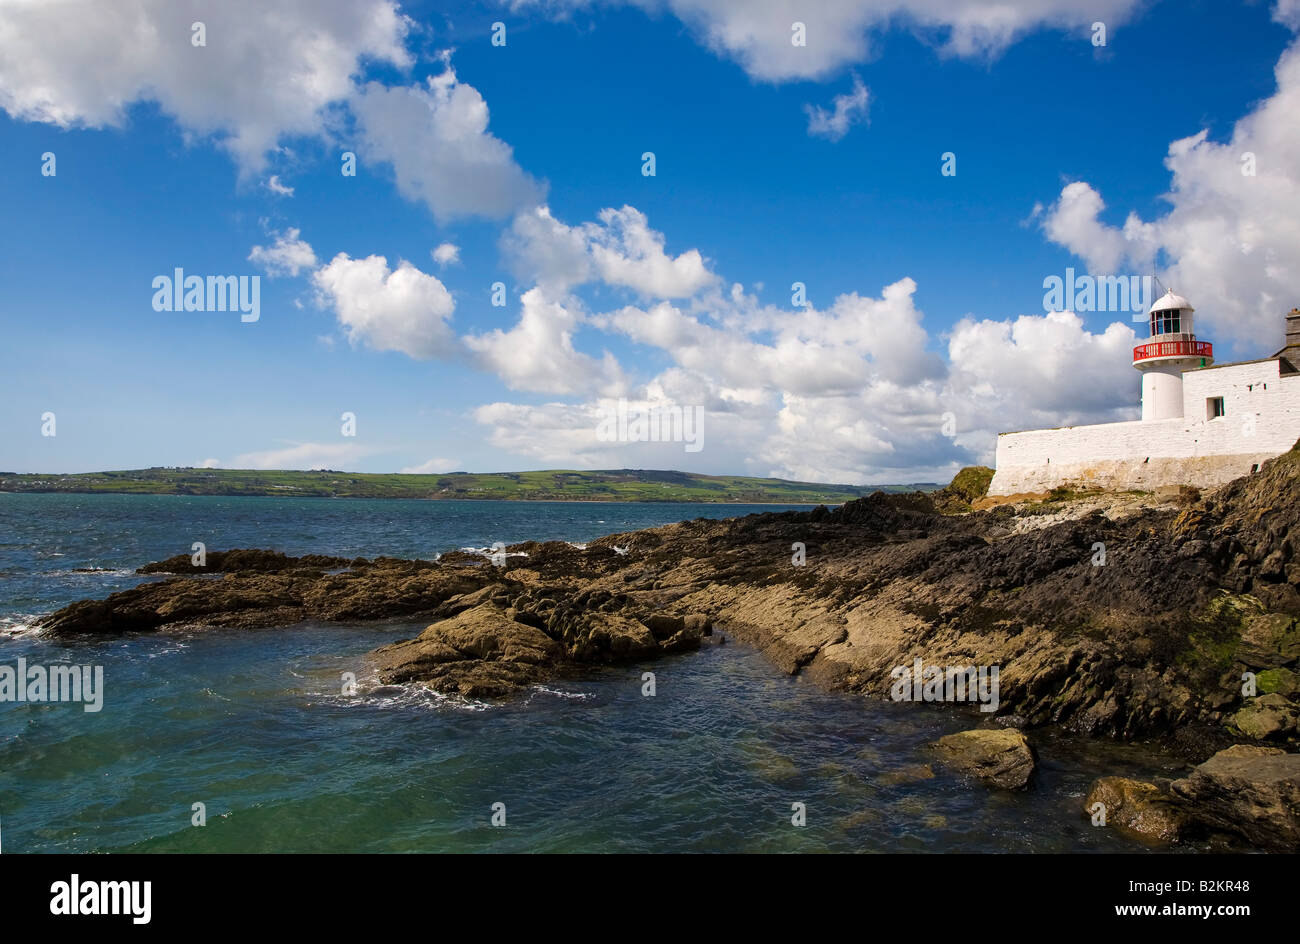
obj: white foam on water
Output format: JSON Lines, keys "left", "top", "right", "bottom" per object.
{"left": 46, "top": 567, "right": 137, "bottom": 578}
{"left": 458, "top": 546, "right": 531, "bottom": 564}
{"left": 527, "top": 685, "right": 593, "bottom": 702}
{"left": 315, "top": 674, "right": 497, "bottom": 713}
{"left": 0, "top": 616, "right": 47, "bottom": 639}
{"left": 142, "top": 641, "right": 190, "bottom": 659}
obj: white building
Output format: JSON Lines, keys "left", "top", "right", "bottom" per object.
{"left": 987, "top": 293, "right": 1300, "bottom": 496}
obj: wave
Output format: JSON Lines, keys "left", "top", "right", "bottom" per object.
{"left": 44, "top": 567, "right": 137, "bottom": 578}
{"left": 0, "top": 616, "right": 47, "bottom": 639}
{"left": 315, "top": 673, "right": 497, "bottom": 713}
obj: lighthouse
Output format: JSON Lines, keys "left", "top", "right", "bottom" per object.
{"left": 1133, "top": 291, "right": 1214, "bottom": 421}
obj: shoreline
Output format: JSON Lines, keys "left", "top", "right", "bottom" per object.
{"left": 0, "top": 466, "right": 931, "bottom": 506}
{"left": 0, "top": 490, "right": 839, "bottom": 506}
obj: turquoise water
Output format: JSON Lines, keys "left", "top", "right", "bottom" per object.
{"left": 0, "top": 494, "right": 1192, "bottom": 853}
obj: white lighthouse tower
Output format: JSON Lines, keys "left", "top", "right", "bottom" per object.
{"left": 1133, "top": 291, "right": 1214, "bottom": 421}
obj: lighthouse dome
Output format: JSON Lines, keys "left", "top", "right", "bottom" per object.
{"left": 1149, "top": 291, "right": 1193, "bottom": 314}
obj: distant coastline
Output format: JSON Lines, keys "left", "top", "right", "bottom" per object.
{"left": 0, "top": 466, "right": 940, "bottom": 504}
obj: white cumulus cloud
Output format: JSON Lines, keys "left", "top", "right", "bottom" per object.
{"left": 0, "top": 3, "right": 539, "bottom": 223}
{"left": 0, "top": 0, "right": 411, "bottom": 173}
{"left": 249, "top": 228, "right": 317, "bottom": 277}
{"left": 471, "top": 269, "right": 1141, "bottom": 482}
{"left": 351, "top": 62, "right": 542, "bottom": 222}
{"left": 312, "top": 253, "right": 458, "bottom": 359}
{"left": 431, "top": 242, "right": 461, "bottom": 267}
{"left": 503, "top": 204, "right": 718, "bottom": 299}
{"left": 465, "top": 287, "right": 625, "bottom": 395}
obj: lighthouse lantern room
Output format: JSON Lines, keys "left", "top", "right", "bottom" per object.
{"left": 1133, "top": 291, "right": 1214, "bottom": 421}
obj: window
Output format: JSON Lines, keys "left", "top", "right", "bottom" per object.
{"left": 1151, "top": 308, "right": 1182, "bottom": 336}
{"left": 1208, "top": 396, "right": 1226, "bottom": 419}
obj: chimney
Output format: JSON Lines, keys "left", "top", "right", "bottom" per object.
{"left": 1289, "top": 308, "right": 1300, "bottom": 351}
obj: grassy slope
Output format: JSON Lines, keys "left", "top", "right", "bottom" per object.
{"left": 0, "top": 467, "right": 941, "bottom": 503}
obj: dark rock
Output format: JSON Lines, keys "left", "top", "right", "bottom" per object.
{"left": 136, "top": 548, "right": 355, "bottom": 574}
{"left": 1170, "top": 745, "right": 1300, "bottom": 850}
{"left": 932, "top": 729, "right": 1035, "bottom": 789}
{"left": 1083, "top": 776, "right": 1193, "bottom": 844}
{"left": 372, "top": 603, "right": 560, "bottom": 697}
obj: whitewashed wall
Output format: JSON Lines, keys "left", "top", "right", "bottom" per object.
{"left": 988, "top": 359, "right": 1300, "bottom": 495}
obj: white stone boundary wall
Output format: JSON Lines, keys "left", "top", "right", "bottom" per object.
{"left": 988, "top": 359, "right": 1300, "bottom": 495}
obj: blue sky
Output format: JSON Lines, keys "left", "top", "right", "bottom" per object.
{"left": 1, "top": 0, "right": 1297, "bottom": 482}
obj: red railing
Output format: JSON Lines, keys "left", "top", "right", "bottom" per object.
{"left": 1132, "top": 339, "right": 1213, "bottom": 362}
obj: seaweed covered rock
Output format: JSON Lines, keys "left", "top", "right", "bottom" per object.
{"left": 1231, "top": 693, "right": 1299, "bottom": 740}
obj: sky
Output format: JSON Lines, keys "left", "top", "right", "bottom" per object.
{"left": 1, "top": 0, "right": 1297, "bottom": 484}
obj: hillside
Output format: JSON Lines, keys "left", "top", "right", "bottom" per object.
{"left": 0, "top": 467, "right": 939, "bottom": 503}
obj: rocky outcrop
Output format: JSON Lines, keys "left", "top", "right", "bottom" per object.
{"left": 371, "top": 601, "right": 704, "bottom": 697}
{"left": 932, "top": 729, "right": 1036, "bottom": 789}
{"left": 42, "top": 557, "right": 490, "bottom": 635}
{"left": 137, "top": 548, "right": 358, "bottom": 574}
{"left": 1083, "top": 776, "right": 1192, "bottom": 844}
{"left": 372, "top": 603, "right": 561, "bottom": 698}
{"left": 1170, "top": 745, "right": 1300, "bottom": 851}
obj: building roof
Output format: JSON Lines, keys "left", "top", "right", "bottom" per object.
{"left": 1184, "top": 354, "right": 1282, "bottom": 372}
{"left": 1150, "top": 290, "right": 1193, "bottom": 313}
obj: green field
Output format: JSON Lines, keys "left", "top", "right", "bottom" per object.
{"left": 0, "top": 467, "right": 940, "bottom": 503}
